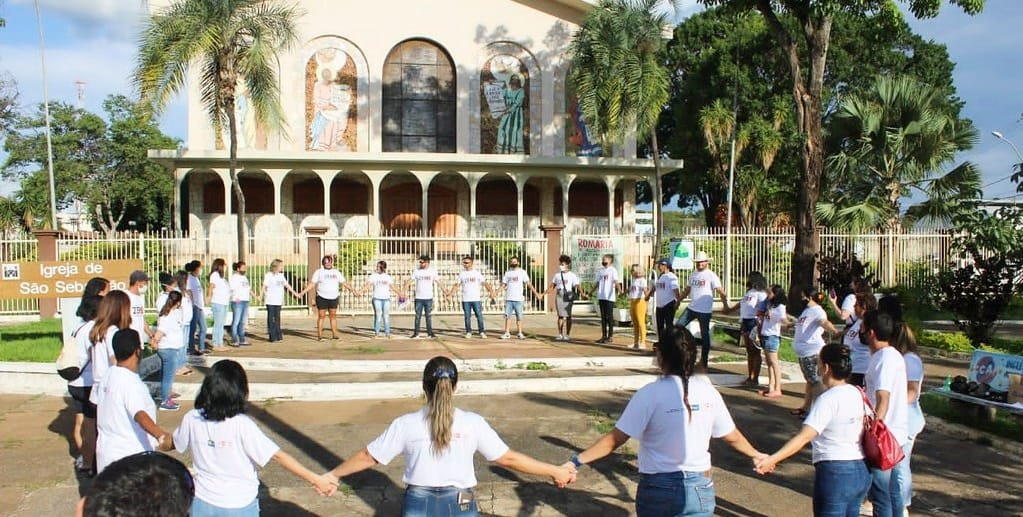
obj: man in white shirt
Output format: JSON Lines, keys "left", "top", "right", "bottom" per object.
{"left": 125, "top": 271, "right": 153, "bottom": 345}
{"left": 407, "top": 255, "right": 441, "bottom": 339}
{"left": 861, "top": 309, "right": 909, "bottom": 517}
{"left": 646, "top": 259, "right": 681, "bottom": 344}
{"left": 595, "top": 254, "right": 623, "bottom": 344}
{"left": 675, "top": 252, "right": 732, "bottom": 368}
{"left": 448, "top": 256, "right": 495, "bottom": 339}
{"left": 95, "top": 329, "right": 172, "bottom": 474}
{"left": 500, "top": 257, "right": 540, "bottom": 340}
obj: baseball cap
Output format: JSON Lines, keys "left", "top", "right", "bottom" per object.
{"left": 129, "top": 270, "right": 150, "bottom": 285}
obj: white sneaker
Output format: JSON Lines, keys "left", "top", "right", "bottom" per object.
{"left": 501, "top": 332, "right": 511, "bottom": 339}
{"left": 517, "top": 333, "right": 525, "bottom": 340}
{"left": 556, "top": 334, "right": 564, "bottom": 341}
{"left": 479, "top": 332, "right": 487, "bottom": 339}
{"left": 465, "top": 332, "right": 472, "bottom": 339}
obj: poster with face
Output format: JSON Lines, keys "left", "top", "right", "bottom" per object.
{"left": 480, "top": 55, "right": 529, "bottom": 154}
{"left": 305, "top": 47, "right": 358, "bottom": 152}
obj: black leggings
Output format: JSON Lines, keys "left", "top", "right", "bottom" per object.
{"left": 599, "top": 299, "right": 614, "bottom": 338}
{"left": 655, "top": 301, "right": 677, "bottom": 344}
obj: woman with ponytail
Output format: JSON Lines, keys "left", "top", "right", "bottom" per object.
{"left": 321, "top": 356, "right": 575, "bottom": 515}
{"left": 754, "top": 343, "right": 871, "bottom": 516}
{"left": 568, "top": 329, "right": 765, "bottom": 516}
{"left": 790, "top": 288, "right": 839, "bottom": 418}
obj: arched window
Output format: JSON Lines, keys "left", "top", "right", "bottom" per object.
{"left": 382, "top": 39, "right": 456, "bottom": 153}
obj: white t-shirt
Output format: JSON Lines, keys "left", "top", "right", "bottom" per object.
{"left": 458, "top": 270, "right": 485, "bottom": 302}
{"left": 125, "top": 290, "right": 148, "bottom": 343}
{"left": 841, "top": 294, "right": 857, "bottom": 322}
{"left": 740, "top": 289, "right": 767, "bottom": 319}
{"left": 803, "top": 384, "right": 866, "bottom": 464}
{"left": 209, "top": 272, "right": 231, "bottom": 305}
{"left": 686, "top": 269, "right": 721, "bottom": 313}
{"left": 865, "top": 346, "right": 909, "bottom": 445}
{"left": 188, "top": 274, "right": 204, "bottom": 308}
{"left": 502, "top": 269, "right": 530, "bottom": 302}
{"left": 844, "top": 320, "right": 870, "bottom": 374}
{"left": 653, "top": 272, "right": 680, "bottom": 308}
{"left": 794, "top": 305, "right": 828, "bottom": 358}
{"left": 174, "top": 410, "right": 281, "bottom": 509}
{"left": 96, "top": 365, "right": 156, "bottom": 473}
{"left": 89, "top": 325, "right": 121, "bottom": 405}
{"left": 628, "top": 277, "right": 648, "bottom": 300}
{"left": 595, "top": 266, "right": 621, "bottom": 301}
{"left": 552, "top": 270, "right": 580, "bottom": 293}
{"left": 761, "top": 304, "right": 786, "bottom": 337}
{"left": 263, "top": 272, "right": 291, "bottom": 306}
{"left": 367, "top": 407, "right": 510, "bottom": 489}
{"left": 311, "top": 268, "right": 345, "bottom": 300}
{"left": 368, "top": 272, "right": 394, "bottom": 300}
{"left": 412, "top": 267, "right": 439, "bottom": 300}
{"left": 68, "top": 320, "right": 96, "bottom": 388}
{"left": 615, "top": 375, "right": 736, "bottom": 474}
{"left": 904, "top": 352, "right": 924, "bottom": 404}
{"left": 156, "top": 309, "right": 186, "bottom": 350}
{"left": 229, "top": 273, "right": 251, "bottom": 302}
{"left": 157, "top": 289, "right": 192, "bottom": 325}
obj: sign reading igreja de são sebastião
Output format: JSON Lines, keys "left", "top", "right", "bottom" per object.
{"left": 0, "top": 260, "right": 143, "bottom": 299}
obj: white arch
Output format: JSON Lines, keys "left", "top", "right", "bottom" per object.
{"left": 295, "top": 35, "right": 371, "bottom": 152}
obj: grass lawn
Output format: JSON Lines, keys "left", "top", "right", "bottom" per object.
{"left": 920, "top": 393, "right": 1023, "bottom": 443}
{"left": 711, "top": 328, "right": 798, "bottom": 363}
{"left": 0, "top": 319, "right": 62, "bottom": 362}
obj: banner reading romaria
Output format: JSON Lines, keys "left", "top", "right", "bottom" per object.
{"left": 0, "top": 260, "right": 143, "bottom": 299}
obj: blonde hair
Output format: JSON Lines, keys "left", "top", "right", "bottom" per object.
{"left": 422, "top": 356, "right": 457, "bottom": 454}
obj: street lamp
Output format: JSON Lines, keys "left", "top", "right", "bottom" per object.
{"left": 33, "top": 0, "right": 58, "bottom": 230}
{"left": 992, "top": 131, "right": 1023, "bottom": 164}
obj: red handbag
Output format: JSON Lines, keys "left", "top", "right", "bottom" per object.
{"left": 858, "top": 387, "right": 905, "bottom": 471}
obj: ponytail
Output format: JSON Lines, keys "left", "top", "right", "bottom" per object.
{"left": 655, "top": 328, "right": 698, "bottom": 421}
{"left": 159, "top": 291, "right": 183, "bottom": 317}
{"left": 422, "top": 356, "right": 458, "bottom": 454}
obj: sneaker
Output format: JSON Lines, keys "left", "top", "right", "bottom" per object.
{"left": 411, "top": 334, "right": 422, "bottom": 339}
{"left": 501, "top": 332, "right": 511, "bottom": 340}
{"left": 74, "top": 455, "right": 84, "bottom": 469}
{"left": 465, "top": 332, "right": 472, "bottom": 339}
{"left": 479, "top": 332, "right": 487, "bottom": 339}
{"left": 159, "top": 400, "right": 181, "bottom": 411}
{"left": 517, "top": 333, "right": 525, "bottom": 340}
{"left": 428, "top": 333, "right": 437, "bottom": 339}
{"left": 556, "top": 334, "right": 564, "bottom": 341}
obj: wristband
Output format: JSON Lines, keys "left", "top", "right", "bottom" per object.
{"left": 570, "top": 454, "right": 583, "bottom": 468}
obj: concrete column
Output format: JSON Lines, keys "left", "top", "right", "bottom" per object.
{"left": 267, "top": 169, "right": 287, "bottom": 215}
{"left": 305, "top": 226, "right": 329, "bottom": 312}
{"left": 172, "top": 170, "right": 183, "bottom": 231}
{"left": 605, "top": 177, "right": 619, "bottom": 235}
{"left": 539, "top": 178, "right": 555, "bottom": 226}
{"left": 539, "top": 224, "right": 565, "bottom": 313}
{"left": 34, "top": 230, "right": 60, "bottom": 318}
{"left": 215, "top": 169, "right": 232, "bottom": 215}
{"left": 466, "top": 173, "right": 487, "bottom": 238}
{"left": 411, "top": 171, "right": 441, "bottom": 235}
{"left": 559, "top": 175, "right": 576, "bottom": 249}
{"left": 514, "top": 176, "right": 529, "bottom": 240}
{"left": 314, "top": 170, "right": 334, "bottom": 216}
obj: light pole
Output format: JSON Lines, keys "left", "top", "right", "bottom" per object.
{"left": 992, "top": 131, "right": 1023, "bottom": 164}
{"left": 34, "top": 0, "right": 58, "bottom": 230}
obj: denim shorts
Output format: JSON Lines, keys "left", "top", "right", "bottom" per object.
{"left": 636, "top": 471, "right": 715, "bottom": 517}
{"left": 403, "top": 485, "right": 477, "bottom": 517}
{"left": 799, "top": 354, "right": 822, "bottom": 385}
{"left": 761, "top": 335, "right": 780, "bottom": 353}
{"left": 504, "top": 300, "right": 524, "bottom": 320}
{"left": 191, "top": 496, "right": 258, "bottom": 516}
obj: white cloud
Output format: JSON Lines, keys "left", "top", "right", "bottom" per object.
{"left": 9, "top": 0, "right": 147, "bottom": 40}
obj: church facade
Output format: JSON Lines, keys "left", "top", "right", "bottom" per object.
{"left": 149, "top": 0, "right": 682, "bottom": 244}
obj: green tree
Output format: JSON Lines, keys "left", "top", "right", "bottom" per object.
{"left": 820, "top": 76, "right": 980, "bottom": 231}
{"left": 695, "top": 0, "right": 985, "bottom": 309}
{"left": 569, "top": 0, "right": 676, "bottom": 256}
{"left": 134, "top": 0, "right": 301, "bottom": 261}
{"left": 0, "top": 72, "right": 16, "bottom": 138}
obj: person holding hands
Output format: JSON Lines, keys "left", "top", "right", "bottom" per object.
{"left": 448, "top": 256, "right": 495, "bottom": 339}
{"left": 262, "top": 259, "right": 302, "bottom": 343}
{"left": 500, "top": 257, "right": 541, "bottom": 340}
{"left": 298, "top": 255, "right": 360, "bottom": 341}
{"left": 595, "top": 253, "right": 623, "bottom": 345}
{"left": 675, "top": 251, "right": 732, "bottom": 368}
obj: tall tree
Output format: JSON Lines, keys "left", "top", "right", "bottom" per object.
{"left": 134, "top": 0, "right": 301, "bottom": 261}
{"left": 696, "top": 0, "right": 985, "bottom": 309}
{"left": 820, "top": 75, "right": 980, "bottom": 231}
{"left": 0, "top": 72, "right": 16, "bottom": 138}
{"left": 569, "top": 0, "right": 677, "bottom": 257}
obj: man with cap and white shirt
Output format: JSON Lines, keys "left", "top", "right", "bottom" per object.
{"left": 676, "top": 251, "right": 732, "bottom": 368}
{"left": 407, "top": 255, "right": 441, "bottom": 339}
{"left": 646, "top": 259, "right": 681, "bottom": 344}
{"left": 124, "top": 270, "right": 153, "bottom": 345}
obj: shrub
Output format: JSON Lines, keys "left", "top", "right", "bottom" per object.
{"left": 816, "top": 246, "right": 879, "bottom": 299}
{"left": 918, "top": 331, "right": 974, "bottom": 353}
{"left": 932, "top": 244, "right": 1020, "bottom": 347}
{"left": 333, "top": 240, "right": 376, "bottom": 279}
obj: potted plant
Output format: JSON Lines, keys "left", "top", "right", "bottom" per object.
{"left": 614, "top": 292, "right": 632, "bottom": 325}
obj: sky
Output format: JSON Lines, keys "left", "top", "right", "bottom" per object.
{"left": 0, "top": 0, "right": 1021, "bottom": 203}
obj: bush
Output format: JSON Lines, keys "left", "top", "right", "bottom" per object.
{"left": 816, "top": 247, "right": 879, "bottom": 299}
{"left": 333, "top": 240, "right": 377, "bottom": 279}
{"left": 931, "top": 244, "right": 1020, "bottom": 347}
{"left": 918, "top": 331, "right": 974, "bottom": 353}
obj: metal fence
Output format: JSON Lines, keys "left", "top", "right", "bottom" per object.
{"left": 0, "top": 233, "right": 39, "bottom": 314}
{"left": 322, "top": 229, "right": 548, "bottom": 314}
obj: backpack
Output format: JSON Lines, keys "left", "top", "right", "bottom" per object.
{"left": 56, "top": 323, "right": 90, "bottom": 381}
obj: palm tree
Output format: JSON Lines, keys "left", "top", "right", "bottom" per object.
{"left": 819, "top": 75, "right": 980, "bottom": 231}
{"left": 569, "top": 0, "right": 678, "bottom": 257}
{"left": 134, "top": 0, "right": 301, "bottom": 261}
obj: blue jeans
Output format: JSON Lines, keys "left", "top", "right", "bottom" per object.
{"left": 403, "top": 485, "right": 476, "bottom": 517}
{"left": 373, "top": 298, "right": 391, "bottom": 336}
{"left": 896, "top": 405, "right": 924, "bottom": 507}
{"left": 231, "top": 301, "right": 249, "bottom": 344}
{"left": 414, "top": 299, "right": 433, "bottom": 336}
{"left": 813, "top": 460, "right": 871, "bottom": 517}
{"left": 636, "top": 471, "right": 715, "bottom": 517}
{"left": 266, "top": 305, "right": 283, "bottom": 341}
{"left": 211, "top": 303, "right": 228, "bottom": 346}
{"left": 869, "top": 458, "right": 907, "bottom": 517}
{"left": 189, "top": 305, "right": 207, "bottom": 352}
{"left": 677, "top": 308, "right": 712, "bottom": 366}
{"left": 191, "top": 496, "right": 258, "bottom": 516}
{"left": 462, "top": 301, "right": 484, "bottom": 333}
{"left": 156, "top": 348, "right": 180, "bottom": 402}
